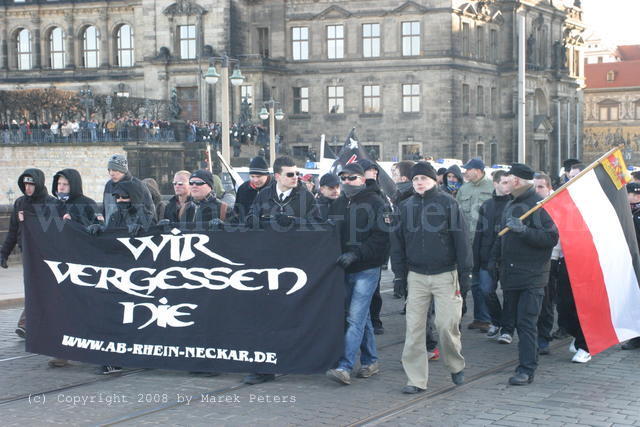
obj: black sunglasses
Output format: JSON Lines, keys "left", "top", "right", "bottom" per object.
{"left": 113, "top": 193, "right": 129, "bottom": 199}
{"left": 284, "top": 172, "right": 301, "bottom": 178}
{"left": 340, "top": 175, "right": 360, "bottom": 182}
{"left": 189, "top": 180, "right": 207, "bottom": 186}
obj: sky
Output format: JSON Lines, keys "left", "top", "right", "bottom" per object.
{"left": 579, "top": 0, "right": 640, "bottom": 46}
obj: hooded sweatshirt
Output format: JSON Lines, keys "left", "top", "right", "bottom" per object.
{"left": 103, "top": 173, "right": 155, "bottom": 227}
{"left": 1, "top": 168, "right": 57, "bottom": 259}
{"left": 106, "top": 180, "right": 156, "bottom": 230}
{"left": 52, "top": 169, "right": 100, "bottom": 226}
{"left": 441, "top": 164, "right": 464, "bottom": 196}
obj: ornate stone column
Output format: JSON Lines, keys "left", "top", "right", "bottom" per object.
{"left": 32, "top": 15, "right": 42, "bottom": 69}
{"left": 64, "top": 12, "right": 75, "bottom": 68}
{"left": 99, "top": 8, "right": 109, "bottom": 67}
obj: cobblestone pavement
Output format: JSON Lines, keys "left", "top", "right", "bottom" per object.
{"left": 1, "top": 271, "right": 639, "bottom": 426}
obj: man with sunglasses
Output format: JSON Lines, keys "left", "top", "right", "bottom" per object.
{"left": 180, "top": 170, "right": 227, "bottom": 227}
{"left": 247, "top": 156, "right": 320, "bottom": 228}
{"left": 164, "top": 170, "right": 192, "bottom": 223}
{"left": 326, "top": 163, "right": 389, "bottom": 385}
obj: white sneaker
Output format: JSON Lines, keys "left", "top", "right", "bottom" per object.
{"left": 571, "top": 348, "right": 591, "bottom": 363}
{"left": 498, "top": 333, "right": 513, "bottom": 344}
{"left": 486, "top": 325, "right": 500, "bottom": 339}
{"left": 569, "top": 339, "right": 577, "bottom": 354}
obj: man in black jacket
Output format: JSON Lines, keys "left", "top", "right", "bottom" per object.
{"left": 391, "top": 160, "right": 415, "bottom": 299}
{"left": 316, "top": 173, "right": 341, "bottom": 221}
{"left": 473, "top": 170, "right": 512, "bottom": 340}
{"left": 180, "top": 170, "right": 227, "bottom": 227}
{"left": 489, "top": 163, "right": 558, "bottom": 385}
{"left": 164, "top": 170, "right": 192, "bottom": 223}
{"left": 391, "top": 162, "right": 470, "bottom": 394}
{"left": 52, "top": 169, "right": 100, "bottom": 226}
{"left": 1, "top": 168, "right": 57, "bottom": 338}
{"left": 232, "top": 156, "right": 271, "bottom": 222}
{"left": 325, "top": 163, "right": 389, "bottom": 386}
{"left": 247, "top": 156, "right": 320, "bottom": 228}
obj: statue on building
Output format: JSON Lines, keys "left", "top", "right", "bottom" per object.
{"left": 526, "top": 33, "right": 536, "bottom": 66}
{"left": 169, "top": 88, "right": 181, "bottom": 119}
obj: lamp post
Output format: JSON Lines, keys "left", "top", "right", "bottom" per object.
{"left": 203, "top": 54, "right": 245, "bottom": 164}
{"left": 79, "top": 87, "right": 94, "bottom": 120}
{"left": 258, "top": 98, "right": 285, "bottom": 167}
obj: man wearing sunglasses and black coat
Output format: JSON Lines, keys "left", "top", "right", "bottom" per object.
{"left": 247, "top": 156, "right": 320, "bottom": 228}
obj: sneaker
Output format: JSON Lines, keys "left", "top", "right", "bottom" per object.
{"left": 498, "top": 333, "right": 513, "bottom": 344}
{"left": 571, "top": 348, "right": 591, "bottom": 363}
{"left": 486, "top": 325, "right": 501, "bottom": 339}
{"left": 326, "top": 368, "right": 351, "bottom": 385}
{"left": 569, "top": 339, "right": 577, "bottom": 354}
{"left": 621, "top": 337, "right": 640, "bottom": 350}
{"left": 356, "top": 362, "right": 380, "bottom": 378}
{"left": 428, "top": 348, "right": 440, "bottom": 361}
{"left": 48, "top": 358, "right": 68, "bottom": 368}
{"left": 467, "top": 321, "right": 491, "bottom": 332}
{"left": 15, "top": 327, "right": 26, "bottom": 339}
{"left": 402, "top": 385, "right": 425, "bottom": 394}
{"left": 243, "top": 373, "right": 275, "bottom": 385}
{"left": 451, "top": 370, "right": 464, "bottom": 385}
{"left": 101, "top": 365, "right": 122, "bottom": 375}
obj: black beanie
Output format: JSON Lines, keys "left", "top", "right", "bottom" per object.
{"left": 410, "top": 162, "right": 437, "bottom": 181}
{"left": 249, "top": 157, "right": 269, "bottom": 175}
{"left": 190, "top": 170, "right": 214, "bottom": 190}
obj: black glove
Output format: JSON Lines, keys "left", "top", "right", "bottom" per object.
{"left": 208, "top": 218, "right": 224, "bottom": 230}
{"left": 506, "top": 217, "right": 527, "bottom": 233}
{"left": 127, "top": 223, "right": 142, "bottom": 236}
{"left": 336, "top": 252, "right": 359, "bottom": 269}
{"left": 0, "top": 255, "right": 8, "bottom": 269}
{"left": 458, "top": 272, "right": 471, "bottom": 295}
{"left": 275, "top": 214, "right": 293, "bottom": 227}
{"left": 157, "top": 219, "right": 171, "bottom": 226}
{"left": 87, "top": 224, "right": 104, "bottom": 235}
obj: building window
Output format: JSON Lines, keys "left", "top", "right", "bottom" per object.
{"left": 599, "top": 103, "right": 619, "bottom": 121}
{"left": 462, "top": 84, "right": 470, "bottom": 115}
{"left": 82, "top": 26, "right": 100, "bottom": 68}
{"left": 179, "top": 25, "right": 196, "bottom": 60}
{"left": 401, "top": 143, "right": 422, "bottom": 160}
{"left": 491, "top": 87, "right": 497, "bottom": 117}
{"left": 292, "top": 145, "right": 309, "bottom": 159}
{"left": 16, "top": 29, "right": 31, "bottom": 70}
{"left": 49, "top": 27, "right": 66, "bottom": 69}
{"left": 364, "top": 144, "right": 381, "bottom": 160}
{"left": 257, "top": 27, "right": 269, "bottom": 58}
{"left": 490, "top": 142, "right": 498, "bottom": 165}
{"left": 293, "top": 87, "right": 309, "bottom": 113}
{"left": 607, "top": 70, "right": 616, "bottom": 81}
{"left": 363, "top": 85, "right": 381, "bottom": 113}
{"left": 476, "top": 142, "right": 485, "bottom": 161}
{"left": 402, "top": 21, "right": 420, "bottom": 56}
{"left": 292, "top": 27, "right": 309, "bottom": 61}
{"left": 477, "top": 86, "right": 484, "bottom": 115}
{"left": 462, "top": 23, "right": 470, "bottom": 57}
{"left": 462, "top": 143, "right": 470, "bottom": 163}
{"left": 490, "top": 29, "right": 498, "bottom": 63}
{"left": 240, "top": 85, "right": 253, "bottom": 113}
{"left": 362, "top": 23, "right": 380, "bottom": 58}
{"left": 327, "top": 25, "right": 344, "bottom": 59}
{"left": 116, "top": 24, "right": 134, "bottom": 67}
{"left": 476, "top": 26, "right": 484, "bottom": 60}
{"left": 328, "top": 86, "right": 344, "bottom": 114}
{"left": 402, "top": 84, "right": 420, "bottom": 113}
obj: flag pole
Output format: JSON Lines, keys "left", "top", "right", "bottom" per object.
{"left": 498, "top": 145, "right": 624, "bottom": 236}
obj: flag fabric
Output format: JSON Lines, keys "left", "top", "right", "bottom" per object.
{"left": 542, "top": 153, "right": 640, "bottom": 354}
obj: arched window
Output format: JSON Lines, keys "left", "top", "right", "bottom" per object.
{"left": 82, "top": 26, "right": 100, "bottom": 68}
{"left": 16, "top": 28, "right": 32, "bottom": 70}
{"left": 116, "top": 24, "right": 134, "bottom": 67}
{"left": 49, "top": 27, "right": 66, "bottom": 69}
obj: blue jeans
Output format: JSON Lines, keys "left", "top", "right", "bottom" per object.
{"left": 337, "top": 267, "right": 380, "bottom": 371}
{"left": 478, "top": 269, "right": 502, "bottom": 326}
{"left": 471, "top": 272, "right": 491, "bottom": 323}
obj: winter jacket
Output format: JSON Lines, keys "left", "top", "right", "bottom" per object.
{"left": 392, "top": 181, "right": 414, "bottom": 206}
{"left": 106, "top": 180, "right": 156, "bottom": 230}
{"left": 490, "top": 185, "right": 558, "bottom": 290}
{"left": 390, "top": 186, "right": 472, "bottom": 289}
{"left": 472, "top": 191, "right": 512, "bottom": 271}
{"left": 1, "top": 168, "right": 57, "bottom": 259}
{"left": 456, "top": 174, "right": 494, "bottom": 241}
{"left": 103, "top": 173, "right": 155, "bottom": 227}
{"left": 316, "top": 195, "right": 337, "bottom": 222}
{"left": 180, "top": 192, "right": 227, "bottom": 225}
{"left": 441, "top": 165, "right": 464, "bottom": 196}
{"left": 233, "top": 177, "right": 271, "bottom": 222}
{"left": 328, "top": 186, "right": 390, "bottom": 273}
{"left": 248, "top": 181, "right": 321, "bottom": 225}
{"left": 52, "top": 168, "right": 100, "bottom": 227}
{"left": 164, "top": 195, "right": 192, "bottom": 223}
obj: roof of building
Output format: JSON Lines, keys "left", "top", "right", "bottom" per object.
{"left": 617, "top": 45, "right": 640, "bottom": 61}
{"left": 585, "top": 60, "right": 640, "bottom": 89}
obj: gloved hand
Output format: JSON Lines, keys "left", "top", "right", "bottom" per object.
{"left": 336, "top": 252, "right": 359, "bottom": 269}
{"left": 506, "top": 217, "right": 527, "bottom": 233}
{"left": 275, "top": 214, "right": 293, "bottom": 227}
{"left": 208, "top": 218, "right": 224, "bottom": 230}
{"left": 458, "top": 272, "right": 472, "bottom": 295}
{"left": 127, "top": 223, "right": 142, "bottom": 236}
{"left": 87, "top": 224, "right": 104, "bottom": 235}
{"left": 0, "top": 255, "right": 8, "bottom": 269}
{"left": 157, "top": 219, "right": 171, "bottom": 226}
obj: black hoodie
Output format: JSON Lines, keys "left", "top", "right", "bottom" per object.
{"left": 106, "top": 180, "right": 156, "bottom": 230}
{"left": 52, "top": 168, "right": 100, "bottom": 227}
{"left": 1, "top": 168, "right": 57, "bottom": 260}
{"left": 103, "top": 173, "right": 155, "bottom": 227}
{"left": 441, "top": 164, "right": 464, "bottom": 196}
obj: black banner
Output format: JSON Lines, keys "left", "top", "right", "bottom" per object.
{"left": 22, "top": 216, "right": 345, "bottom": 373}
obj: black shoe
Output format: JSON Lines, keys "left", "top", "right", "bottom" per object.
{"left": 15, "top": 327, "right": 26, "bottom": 339}
{"left": 508, "top": 372, "right": 533, "bottom": 385}
{"left": 374, "top": 326, "right": 384, "bottom": 335}
{"left": 622, "top": 337, "right": 640, "bottom": 350}
{"left": 402, "top": 385, "right": 425, "bottom": 394}
{"left": 451, "top": 370, "right": 464, "bottom": 385}
{"left": 243, "top": 373, "right": 275, "bottom": 385}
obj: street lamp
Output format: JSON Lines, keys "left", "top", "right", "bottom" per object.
{"left": 202, "top": 55, "right": 245, "bottom": 163}
{"left": 259, "top": 97, "right": 285, "bottom": 167}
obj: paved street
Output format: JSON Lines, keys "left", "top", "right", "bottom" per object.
{"left": 1, "top": 269, "right": 640, "bottom": 426}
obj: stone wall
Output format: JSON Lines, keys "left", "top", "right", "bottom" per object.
{"left": 0, "top": 144, "right": 126, "bottom": 205}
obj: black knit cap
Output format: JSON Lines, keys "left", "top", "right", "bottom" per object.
{"left": 190, "top": 169, "right": 214, "bottom": 189}
{"left": 249, "top": 156, "right": 270, "bottom": 175}
{"left": 563, "top": 158, "right": 581, "bottom": 170}
{"left": 410, "top": 161, "right": 437, "bottom": 181}
{"left": 507, "top": 163, "right": 535, "bottom": 180}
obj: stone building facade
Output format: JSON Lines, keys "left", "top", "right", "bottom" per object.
{"left": 0, "top": 0, "right": 585, "bottom": 174}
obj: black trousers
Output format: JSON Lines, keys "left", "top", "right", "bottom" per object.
{"left": 556, "top": 258, "right": 589, "bottom": 352}
{"left": 503, "top": 287, "right": 545, "bottom": 376}
{"left": 537, "top": 259, "right": 558, "bottom": 343}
